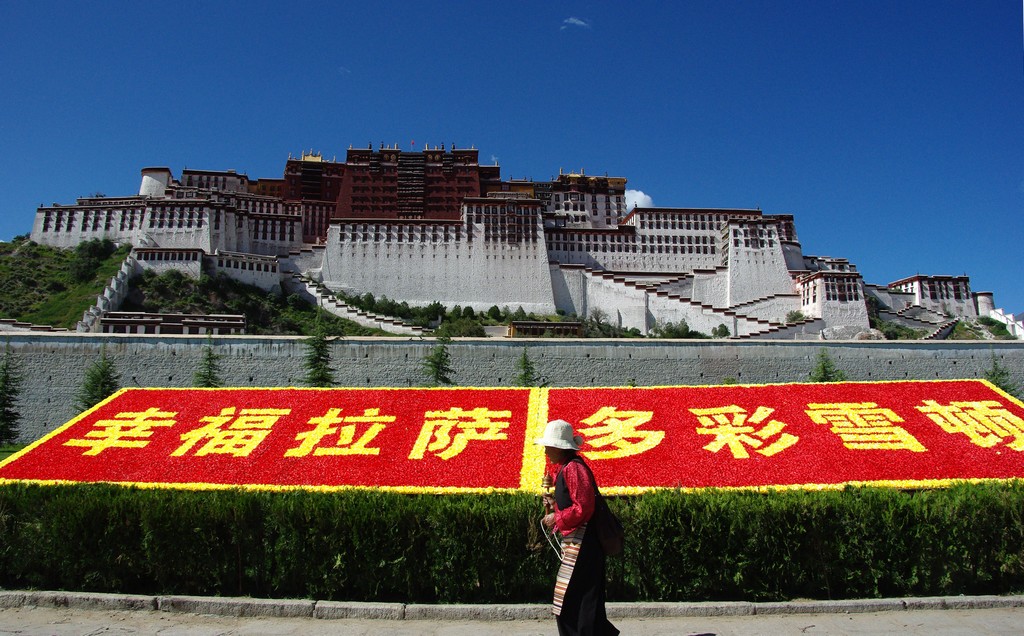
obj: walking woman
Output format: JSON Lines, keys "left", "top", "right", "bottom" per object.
{"left": 536, "top": 419, "right": 619, "bottom": 636}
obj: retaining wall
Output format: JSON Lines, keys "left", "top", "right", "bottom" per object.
{"left": 1, "top": 332, "right": 1022, "bottom": 443}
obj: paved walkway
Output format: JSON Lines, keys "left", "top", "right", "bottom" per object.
{"left": 1, "top": 591, "right": 1023, "bottom": 635}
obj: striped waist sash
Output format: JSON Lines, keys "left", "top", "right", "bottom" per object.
{"left": 552, "top": 523, "right": 587, "bottom": 616}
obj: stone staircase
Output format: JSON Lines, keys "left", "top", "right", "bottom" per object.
{"left": 577, "top": 267, "right": 796, "bottom": 338}
{"left": 77, "top": 252, "right": 140, "bottom": 332}
{"left": 285, "top": 274, "right": 429, "bottom": 336}
{"left": 922, "top": 318, "right": 960, "bottom": 340}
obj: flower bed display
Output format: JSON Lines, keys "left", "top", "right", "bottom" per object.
{"left": 1, "top": 380, "right": 1022, "bottom": 493}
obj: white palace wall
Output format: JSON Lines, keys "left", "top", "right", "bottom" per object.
{"left": 32, "top": 200, "right": 148, "bottom": 249}
{"left": 547, "top": 240, "right": 720, "bottom": 273}
{"left": 31, "top": 203, "right": 303, "bottom": 258}
{"left": 726, "top": 243, "right": 796, "bottom": 307}
{"left": 577, "top": 273, "right": 651, "bottom": 332}
{"left": 550, "top": 265, "right": 588, "bottom": 318}
{"left": 319, "top": 224, "right": 556, "bottom": 314}
{"left": 210, "top": 253, "right": 281, "bottom": 293}
{"left": 690, "top": 270, "right": 730, "bottom": 308}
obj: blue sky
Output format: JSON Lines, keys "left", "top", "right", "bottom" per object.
{"left": 2, "top": 2, "right": 1022, "bottom": 315}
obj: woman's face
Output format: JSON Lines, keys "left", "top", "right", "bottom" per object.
{"left": 545, "top": 446, "right": 568, "bottom": 464}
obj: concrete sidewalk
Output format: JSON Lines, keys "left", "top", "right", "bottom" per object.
{"left": 2, "top": 590, "right": 1024, "bottom": 635}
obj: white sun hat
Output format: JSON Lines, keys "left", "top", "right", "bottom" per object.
{"left": 534, "top": 419, "right": 583, "bottom": 450}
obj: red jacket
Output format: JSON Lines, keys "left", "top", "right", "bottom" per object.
{"left": 551, "top": 459, "right": 595, "bottom": 536}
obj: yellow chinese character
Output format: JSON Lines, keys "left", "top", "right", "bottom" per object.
{"left": 285, "top": 408, "right": 394, "bottom": 457}
{"left": 172, "top": 407, "right": 290, "bottom": 457}
{"left": 63, "top": 407, "right": 177, "bottom": 456}
{"left": 408, "top": 407, "right": 511, "bottom": 460}
{"left": 578, "top": 406, "right": 665, "bottom": 459}
{"left": 690, "top": 405, "right": 798, "bottom": 459}
{"left": 805, "top": 402, "right": 926, "bottom": 452}
{"left": 916, "top": 400, "right": 1024, "bottom": 451}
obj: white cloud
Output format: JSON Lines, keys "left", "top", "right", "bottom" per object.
{"left": 337, "top": 66, "right": 352, "bottom": 75}
{"left": 561, "top": 17, "right": 591, "bottom": 31}
{"left": 625, "top": 189, "right": 654, "bottom": 210}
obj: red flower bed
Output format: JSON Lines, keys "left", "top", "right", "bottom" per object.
{"left": 1, "top": 380, "right": 1022, "bottom": 494}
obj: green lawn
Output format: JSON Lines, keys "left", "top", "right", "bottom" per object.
{"left": 0, "top": 445, "right": 25, "bottom": 462}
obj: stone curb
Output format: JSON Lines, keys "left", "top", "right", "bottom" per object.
{"left": 158, "top": 595, "right": 314, "bottom": 618}
{"left": 12, "top": 591, "right": 156, "bottom": 612}
{"left": 404, "top": 603, "right": 551, "bottom": 621}
{"left": 751, "top": 598, "right": 903, "bottom": 615}
{"left": 2, "top": 591, "right": 1023, "bottom": 621}
{"left": 608, "top": 601, "right": 755, "bottom": 618}
{"left": 314, "top": 600, "right": 406, "bottom": 620}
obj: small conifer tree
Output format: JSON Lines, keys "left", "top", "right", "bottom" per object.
{"left": 515, "top": 346, "right": 546, "bottom": 387}
{"left": 983, "top": 352, "right": 1020, "bottom": 398}
{"left": 193, "top": 337, "right": 223, "bottom": 388}
{"left": 303, "top": 324, "right": 335, "bottom": 387}
{"left": 77, "top": 345, "right": 121, "bottom": 411}
{"left": 423, "top": 335, "right": 455, "bottom": 386}
{"left": 808, "top": 348, "right": 847, "bottom": 383}
{"left": 0, "top": 341, "right": 22, "bottom": 444}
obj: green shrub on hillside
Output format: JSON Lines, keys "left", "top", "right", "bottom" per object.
{"left": 433, "top": 318, "right": 486, "bottom": 338}
{"left": 869, "top": 316, "right": 928, "bottom": 340}
{"left": 785, "top": 310, "right": 807, "bottom": 323}
{"left": 650, "top": 319, "right": 710, "bottom": 339}
{"left": 69, "top": 239, "right": 118, "bottom": 283}
{"left": 978, "top": 317, "right": 1014, "bottom": 339}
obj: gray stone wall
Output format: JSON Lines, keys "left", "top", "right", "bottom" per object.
{"left": 2, "top": 332, "right": 1022, "bottom": 443}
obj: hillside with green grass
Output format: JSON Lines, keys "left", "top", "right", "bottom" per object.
{"left": 0, "top": 237, "right": 131, "bottom": 329}
{"left": 122, "top": 269, "right": 392, "bottom": 337}
{"left": 0, "top": 237, "right": 391, "bottom": 336}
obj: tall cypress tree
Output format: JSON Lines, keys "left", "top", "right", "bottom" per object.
{"left": 808, "top": 348, "right": 848, "bottom": 383}
{"left": 193, "top": 336, "right": 223, "bottom": 388}
{"left": 515, "top": 346, "right": 546, "bottom": 387}
{"left": 303, "top": 324, "right": 335, "bottom": 387}
{"left": 0, "top": 341, "right": 22, "bottom": 444}
{"left": 983, "top": 352, "right": 1020, "bottom": 398}
{"left": 77, "top": 345, "right": 121, "bottom": 411}
{"left": 422, "top": 335, "right": 455, "bottom": 386}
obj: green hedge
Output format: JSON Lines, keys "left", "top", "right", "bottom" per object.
{"left": 1, "top": 482, "right": 1024, "bottom": 602}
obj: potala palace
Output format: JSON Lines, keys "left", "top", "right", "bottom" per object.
{"left": 27, "top": 144, "right": 1023, "bottom": 340}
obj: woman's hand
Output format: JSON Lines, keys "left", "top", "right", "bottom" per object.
{"left": 542, "top": 512, "right": 556, "bottom": 530}
{"left": 542, "top": 494, "right": 555, "bottom": 512}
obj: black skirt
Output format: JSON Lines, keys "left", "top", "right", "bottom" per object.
{"left": 556, "top": 522, "right": 619, "bottom": 636}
